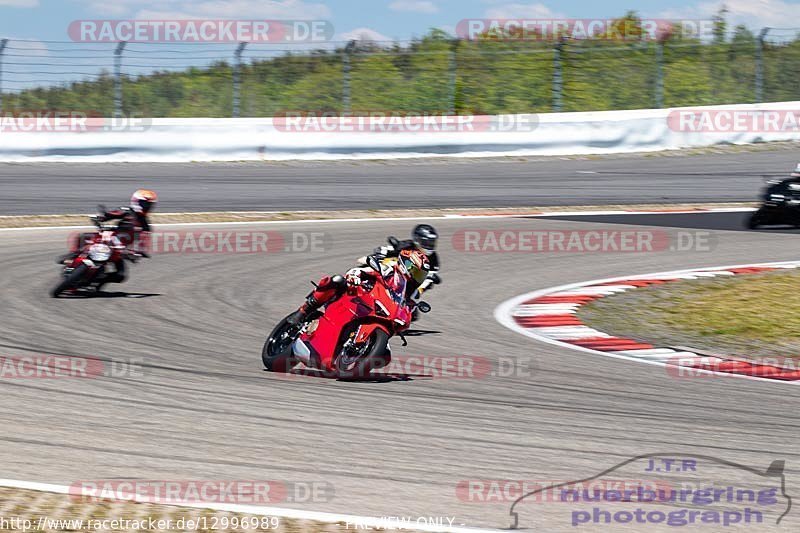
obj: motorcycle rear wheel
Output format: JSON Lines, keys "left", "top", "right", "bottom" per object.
{"left": 746, "top": 208, "right": 770, "bottom": 229}
{"left": 262, "top": 315, "right": 299, "bottom": 372}
{"left": 746, "top": 214, "right": 760, "bottom": 229}
{"left": 51, "top": 264, "right": 89, "bottom": 298}
{"left": 334, "top": 327, "right": 390, "bottom": 380}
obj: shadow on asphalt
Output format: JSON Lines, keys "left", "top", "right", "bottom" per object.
{"left": 403, "top": 329, "right": 441, "bottom": 337}
{"left": 55, "top": 291, "right": 162, "bottom": 299}
{"left": 267, "top": 367, "right": 430, "bottom": 382}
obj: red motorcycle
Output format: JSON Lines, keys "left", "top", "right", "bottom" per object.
{"left": 262, "top": 256, "right": 431, "bottom": 379}
{"left": 51, "top": 216, "right": 138, "bottom": 297}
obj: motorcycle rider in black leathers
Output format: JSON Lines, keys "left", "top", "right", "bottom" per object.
{"left": 369, "top": 224, "right": 441, "bottom": 300}
{"left": 287, "top": 224, "right": 441, "bottom": 325}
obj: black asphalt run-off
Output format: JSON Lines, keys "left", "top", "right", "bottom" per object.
{"left": 0, "top": 149, "right": 798, "bottom": 215}
{"left": 536, "top": 210, "right": 800, "bottom": 233}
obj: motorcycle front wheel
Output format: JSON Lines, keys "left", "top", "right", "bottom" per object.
{"left": 334, "top": 326, "right": 390, "bottom": 380}
{"left": 262, "top": 315, "right": 299, "bottom": 372}
{"left": 51, "top": 264, "right": 89, "bottom": 298}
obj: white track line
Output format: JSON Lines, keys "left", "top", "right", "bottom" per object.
{"left": 494, "top": 260, "right": 800, "bottom": 385}
{"left": 526, "top": 207, "right": 755, "bottom": 217}
{"left": 0, "top": 479, "right": 500, "bottom": 533}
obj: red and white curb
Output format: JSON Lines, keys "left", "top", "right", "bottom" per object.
{"left": 495, "top": 260, "right": 800, "bottom": 383}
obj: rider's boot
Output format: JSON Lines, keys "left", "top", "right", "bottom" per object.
{"left": 287, "top": 275, "right": 345, "bottom": 325}
{"left": 104, "top": 260, "right": 127, "bottom": 284}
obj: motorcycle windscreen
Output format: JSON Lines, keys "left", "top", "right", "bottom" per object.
{"left": 384, "top": 270, "right": 407, "bottom": 306}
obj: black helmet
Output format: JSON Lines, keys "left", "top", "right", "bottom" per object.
{"left": 412, "top": 224, "right": 438, "bottom": 254}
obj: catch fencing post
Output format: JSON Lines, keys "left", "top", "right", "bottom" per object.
{"left": 113, "top": 41, "right": 126, "bottom": 118}
{"left": 0, "top": 39, "right": 7, "bottom": 111}
{"left": 233, "top": 42, "right": 247, "bottom": 117}
{"left": 755, "top": 28, "right": 769, "bottom": 103}
{"left": 342, "top": 40, "right": 355, "bottom": 114}
{"left": 552, "top": 37, "right": 565, "bottom": 112}
{"left": 655, "top": 41, "right": 664, "bottom": 108}
{"left": 447, "top": 49, "right": 456, "bottom": 115}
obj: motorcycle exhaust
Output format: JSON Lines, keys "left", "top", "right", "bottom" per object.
{"left": 292, "top": 338, "right": 312, "bottom": 366}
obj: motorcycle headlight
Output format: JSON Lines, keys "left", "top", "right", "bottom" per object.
{"left": 88, "top": 243, "right": 112, "bottom": 262}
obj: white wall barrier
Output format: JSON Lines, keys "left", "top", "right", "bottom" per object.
{"left": 0, "top": 102, "right": 798, "bottom": 162}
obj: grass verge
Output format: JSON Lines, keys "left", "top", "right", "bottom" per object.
{"left": 578, "top": 269, "right": 800, "bottom": 360}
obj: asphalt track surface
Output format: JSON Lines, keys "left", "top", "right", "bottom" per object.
{"left": 1, "top": 148, "right": 799, "bottom": 215}
{"left": 2, "top": 213, "right": 800, "bottom": 531}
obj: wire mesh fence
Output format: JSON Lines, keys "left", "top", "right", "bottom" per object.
{"left": 0, "top": 28, "right": 799, "bottom": 117}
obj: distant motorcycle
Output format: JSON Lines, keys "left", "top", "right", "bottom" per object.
{"left": 51, "top": 212, "right": 142, "bottom": 297}
{"left": 747, "top": 177, "right": 800, "bottom": 229}
{"left": 262, "top": 256, "right": 431, "bottom": 379}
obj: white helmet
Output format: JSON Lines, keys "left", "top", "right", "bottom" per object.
{"left": 131, "top": 189, "right": 158, "bottom": 214}
{"left": 792, "top": 164, "right": 800, "bottom": 178}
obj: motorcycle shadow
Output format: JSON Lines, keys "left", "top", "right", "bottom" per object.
{"left": 401, "top": 329, "right": 441, "bottom": 336}
{"left": 280, "top": 367, "right": 433, "bottom": 382}
{"left": 56, "top": 290, "right": 162, "bottom": 299}
{"left": 95, "top": 291, "right": 162, "bottom": 299}
{"left": 750, "top": 226, "right": 800, "bottom": 232}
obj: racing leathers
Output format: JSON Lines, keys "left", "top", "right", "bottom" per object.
{"left": 287, "top": 253, "right": 428, "bottom": 326}
{"left": 366, "top": 238, "right": 440, "bottom": 300}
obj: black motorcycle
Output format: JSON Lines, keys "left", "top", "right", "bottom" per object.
{"left": 747, "top": 177, "right": 800, "bottom": 229}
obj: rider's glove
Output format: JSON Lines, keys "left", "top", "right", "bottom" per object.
{"left": 345, "top": 272, "right": 362, "bottom": 287}
{"left": 372, "top": 245, "right": 392, "bottom": 258}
